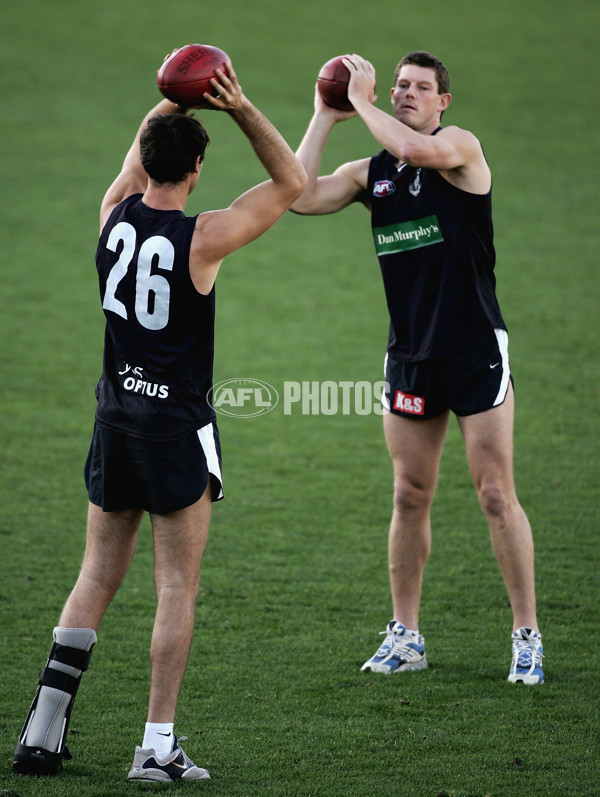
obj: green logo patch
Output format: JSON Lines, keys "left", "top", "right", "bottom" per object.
{"left": 373, "top": 215, "right": 443, "bottom": 255}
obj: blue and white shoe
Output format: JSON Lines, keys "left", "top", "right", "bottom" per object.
{"left": 361, "top": 620, "right": 427, "bottom": 673}
{"left": 127, "top": 735, "right": 210, "bottom": 782}
{"left": 508, "top": 627, "right": 544, "bottom": 684}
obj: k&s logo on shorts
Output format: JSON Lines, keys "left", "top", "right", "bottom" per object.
{"left": 393, "top": 390, "right": 425, "bottom": 415}
{"left": 373, "top": 180, "right": 396, "bottom": 198}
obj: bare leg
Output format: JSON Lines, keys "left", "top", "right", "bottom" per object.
{"left": 384, "top": 410, "right": 449, "bottom": 629}
{"left": 147, "top": 486, "right": 212, "bottom": 723}
{"left": 458, "top": 384, "right": 538, "bottom": 632}
{"left": 14, "top": 503, "right": 143, "bottom": 770}
{"left": 60, "top": 503, "right": 144, "bottom": 630}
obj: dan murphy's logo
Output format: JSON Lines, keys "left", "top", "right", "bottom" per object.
{"left": 208, "top": 378, "right": 279, "bottom": 418}
{"left": 373, "top": 214, "right": 443, "bottom": 256}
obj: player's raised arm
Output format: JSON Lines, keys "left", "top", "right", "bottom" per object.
{"left": 100, "top": 45, "right": 228, "bottom": 232}
{"left": 289, "top": 57, "right": 375, "bottom": 216}
{"left": 100, "top": 98, "right": 184, "bottom": 231}
{"left": 290, "top": 107, "right": 370, "bottom": 216}
{"left": 344, "top": 54, "right": 490, "bottom": 194}
{"left": 188, "top": 62, "right": 307, "bottom": 292}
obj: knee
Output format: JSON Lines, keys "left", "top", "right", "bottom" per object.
{"left": 155, "top": 575, "right": 200, "bottom": 602}
{"left": 393, "top": 477, "right": 433, "bottom": 517}
{"left": 477, "top": 481, "right": 514, "bottom": 523}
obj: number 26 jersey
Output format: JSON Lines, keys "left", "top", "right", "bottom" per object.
{"left": 94, "top": 194, "right": 216, "bottom": 440}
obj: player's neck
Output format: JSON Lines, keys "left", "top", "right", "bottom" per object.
{"left": 143, "top": 181, "right": 188, "bottom": 212}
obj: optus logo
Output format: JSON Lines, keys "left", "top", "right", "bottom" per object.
{"left": 208, "top": 378, "right": 279, "bottom": 418}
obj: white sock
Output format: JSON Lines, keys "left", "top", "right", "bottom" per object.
{"left": 143, "top": 722, "right": 174, "bottom": 757}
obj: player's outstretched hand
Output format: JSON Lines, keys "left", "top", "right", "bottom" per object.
{"left": 343, "top": 54, "right": 377, "bottom": 110}
{"left": 201, "top": 62, "right": 244, "bottom": 112}
{"left": 313, "top": 83, "right": 358, "bottom": 121}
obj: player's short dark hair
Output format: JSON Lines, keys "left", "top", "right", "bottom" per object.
{"left": 140, "top": 113, "right": 210, "bottom": 185}
{"left": 394, "top": 51, "right": 450, "bottom": 94}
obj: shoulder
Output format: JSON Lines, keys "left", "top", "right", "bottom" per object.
{"left": 100, "top": 177, "right": 147, "bottom": 231}
{"left": 436, "top": 126, "right": 491, "bottom": 194}
{"left": 99, "top": 193, "right": 144, "bottom": 236}
{"left": 334, "top": 157, "right": 371, "bottom": 187}
{"left": 436, "top": 125, "right": 483, "bottom": 154}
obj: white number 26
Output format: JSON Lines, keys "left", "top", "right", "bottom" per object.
{"left": 102, "top": 221, "right": 174, "bottom": 331}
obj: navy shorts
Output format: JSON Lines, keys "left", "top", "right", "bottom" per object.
{"left": 84, "top": 421, "right": 224, "bottom": 513}
{"left": 383, "top": 329, "right": 512, "bottom": 420}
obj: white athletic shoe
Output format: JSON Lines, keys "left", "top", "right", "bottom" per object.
{"left": 127, "top": 735, "right": 210, "bottom": 782}
{"left": 361, "top": 620, "right": 427, "bottom": 674}
{"left": 508, "top": 627, "right": 544, "bottom": 684}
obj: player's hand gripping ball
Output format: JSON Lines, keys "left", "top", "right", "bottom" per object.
{"left": 317, "top": 56, "right": 353, "bottom": 111}
{"left": 157, "top": 43, "right": 230, "bottom": 107}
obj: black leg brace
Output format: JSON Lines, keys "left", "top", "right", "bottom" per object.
{"left": 13, "top": 642, "right": 94, "bottom": 776}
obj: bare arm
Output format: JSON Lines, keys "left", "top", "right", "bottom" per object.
{"left": 290, "top": 85, "right": 372, "bottom": 216}
{"left": 345, "top": 55, "right": 491, "bottom": 194}
{"left": 189, "top": 64, "right": 307, "bottom": 293}
{"left": 351, "top": 100, "right": 490, "bottom": 193}
{"left": 99, "top": 98, "right": 184, "bottom": 230}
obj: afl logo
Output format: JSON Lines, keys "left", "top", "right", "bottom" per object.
{"left": 373, "top": 180, "right": 395, "bottom": 198}
{"left": 208, "top": 378, "right": 279, "bottom": 418}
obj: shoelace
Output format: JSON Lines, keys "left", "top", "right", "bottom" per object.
{"left": 514, "top": 638, "right": 544, "bottom": 667}
{"left": 172, "top": 737, "right": 194, "bottom": 768}
{"left": 377, "top": 629, "right": 415, "bottom": 658}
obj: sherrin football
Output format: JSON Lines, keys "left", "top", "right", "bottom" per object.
{"left": 317, "top": 55, "right": 353, "bottom": 111}
{"left": 157, "top": 44, "right": 230, "bottom": 107}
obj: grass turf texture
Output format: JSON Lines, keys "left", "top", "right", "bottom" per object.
{"left": 1, "top": 0, "right": 599, "bottom": 794}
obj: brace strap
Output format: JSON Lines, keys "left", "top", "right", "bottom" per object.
{"left": 48, "top": 642, "right": 94, "bottom": 672}
{"left": 37, "top": 642, "right": 94, "bottom": 696}
{"left": 39, "top": 667, "right": 81, "bottom": 696}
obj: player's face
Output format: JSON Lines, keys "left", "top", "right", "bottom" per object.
{"left": 391, "top": 65, "right": 448, "bottom": 132}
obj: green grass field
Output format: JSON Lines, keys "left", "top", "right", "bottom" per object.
{"left": 1, "top": 0, "right": 599, "bottom": 795}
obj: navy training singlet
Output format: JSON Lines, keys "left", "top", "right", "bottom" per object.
{"left": 368, "top": 147, "right": 506, "bottom": 362}
{"left": 94, "top": 194, "right": 216, "bottom": 440}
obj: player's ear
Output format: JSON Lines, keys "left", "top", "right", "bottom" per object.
{"left": 438, "top": 92, "right": 452, "bottom": 113}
